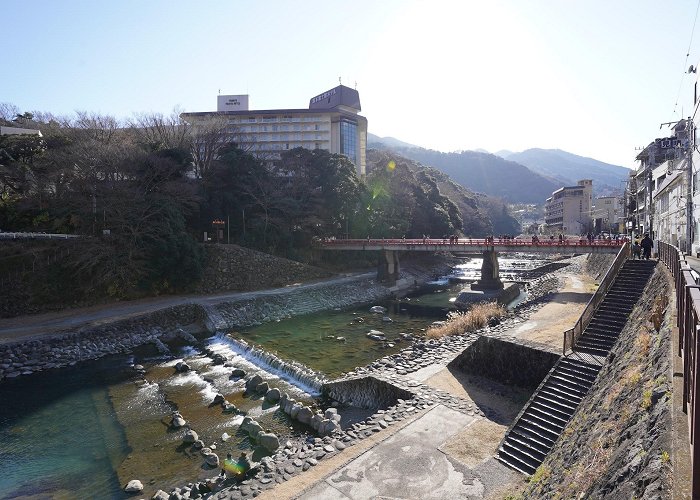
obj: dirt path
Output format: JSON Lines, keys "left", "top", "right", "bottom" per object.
{"left": 0, "top": 272, "right": 374, "bottom": 345}
{"left": 511, "top": 272, "right": 597, "bottom": 350}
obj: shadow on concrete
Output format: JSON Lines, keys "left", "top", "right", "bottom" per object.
{"left": 445, "top": 364, "right": 531, "bottom": 426}
{"left": 549, "top": 291, "right": 593, "bottom": 304}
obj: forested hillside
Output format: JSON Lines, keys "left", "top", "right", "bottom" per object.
{"left": 369, "top": 142, "right": 559, "bottom": 204}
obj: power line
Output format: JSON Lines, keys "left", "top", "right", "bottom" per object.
{"left": 672, "top": 0, "right": 700, "bottom": 118}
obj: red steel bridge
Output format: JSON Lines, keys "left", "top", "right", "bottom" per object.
{"left": 318, "top": 237, "right": 626, "bottom": 283}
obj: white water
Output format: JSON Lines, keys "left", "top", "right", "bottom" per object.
{"left": 209, "top": 333, "right": 326, "bottom": 395}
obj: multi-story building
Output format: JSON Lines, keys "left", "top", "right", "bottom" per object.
{"left": 544, "top": 179, "right": 593, "bottom": 235}
{"left": 181, "top": 84, "right": 367, "bottom": 175}
{"left": 653, "top": 160, "right": 687, "bottom": 249}
{"left": 591, "top": 195, "right": 623, "bottom": 234}
{"left": 628, "top": 124, "right": 686, "bottom": 239}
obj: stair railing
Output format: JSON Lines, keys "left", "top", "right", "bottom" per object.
{"left": 563, "top": 242, "right": 630, "bottom": 353}
{"left": 657, "top": 240, "right": 700, "bottom": 500}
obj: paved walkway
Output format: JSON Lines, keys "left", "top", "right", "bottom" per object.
{"left": 0, "top": 272, "right": 374, "bottom": 345}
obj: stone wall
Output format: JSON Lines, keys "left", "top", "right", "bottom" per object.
{"left": 323, "top": 376, "right": 415, "bottom": 409}
{"left": 194, "top": 244, "right": 332, "bottom": 294}
{"left": 448, "top": 336, "right": 560, "bottom": 389}
{"left": 521, "top": 264, "right": 673, "bottom": 499}
{"left": 0, "top": 304, "right": 203, "bottom": 381}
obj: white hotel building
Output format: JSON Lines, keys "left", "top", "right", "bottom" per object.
{"left": 544, "top": 179, "right": 593, "bottom": 235}
{"left": 181, "top": 85, "right": 368, "bottom": 175}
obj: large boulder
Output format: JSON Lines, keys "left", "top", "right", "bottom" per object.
{"left": 175, "top": 361, "right": 190, "bottom": 373}
{"left": 203, "top": 451, "right": 220, "bottom": 467}
{"left": 256, "top": 381, "right": 269, "bottom": 394}
{"left": 245, "top": 374, "right": 263, "bottom": 392}
{"left": 258, "top": 432, "right": 280, "bottom": 452}
{"left": 183, "top": 429, "right": 199, "bottom": 444}
{"left": 171, "top": 412, "right": 186, "bottom": 428}
{"left": 297, "top": 406, "right": 314, "bottom": 425}
{"left": 124, "top": 479, "right": 143, "bottom": 493}
{"left": 290, "top": 402, "right": 302, "bottom": 419}
{"left": 311, "top": 413, "right": 324, "bottom": 431}
{"left": 264, "top": 388, "right": 281, "bottom": 403}
{"left": 319, "top": 419, "right": 340, "bottom": 437}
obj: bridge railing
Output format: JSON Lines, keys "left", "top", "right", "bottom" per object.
{"left": 563, "top": 242, "right": 630, "bottom": 353}
{"left": 658, "top": 240, "right": 700, "bottom": 499}
{"left": 319, "top": 237, "right": 626, "bottom": 248}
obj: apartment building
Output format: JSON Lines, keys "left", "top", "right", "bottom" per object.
{"left": 591, "top": 195, "right": 623, "bottom": 234}
{"left": 181, "top": 85, "right": 367, "bottom": 175}
{"left": 544, "top": 179, "right": 593, "bottom": 235}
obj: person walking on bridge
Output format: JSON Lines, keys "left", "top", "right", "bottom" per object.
{"left": 640, "top": 234, "right": 653, "bottom": 260}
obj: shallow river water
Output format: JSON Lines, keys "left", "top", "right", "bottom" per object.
{"left": 0, "top": 253, "right": 551, "bottom": 499}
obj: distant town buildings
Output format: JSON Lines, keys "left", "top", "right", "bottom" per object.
{"left": 591, "top": 195, "right": 623, "bottom": 234}
{"left": 544, "top": 179, "right": 593, "bottom": 235}
{"left": 181, "top": 85, "right": 367, "bottom": 175}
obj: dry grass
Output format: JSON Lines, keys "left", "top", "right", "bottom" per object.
{"left": 426, "top": 302, "right": 506, "bottom": 339}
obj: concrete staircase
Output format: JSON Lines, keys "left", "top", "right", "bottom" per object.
{"left": 496, "top": 259, "right": 656, "bottom": 475}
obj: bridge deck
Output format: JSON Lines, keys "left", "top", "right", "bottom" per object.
{"left": 319, "top": 238, "right": 625, "bottom": 254}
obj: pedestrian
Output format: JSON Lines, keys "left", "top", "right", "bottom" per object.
{"left": 632, "top": 240, "right": 642, "bottom": 259}
{"left": 640, "top": 234, "right": 653, "bottom": 260}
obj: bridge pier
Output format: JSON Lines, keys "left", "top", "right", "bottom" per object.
{"left": 471, "top": 249, "right": 503, "bottom": 290}
{"left": 377, "top": 250, "right": 400, "bottom": 283}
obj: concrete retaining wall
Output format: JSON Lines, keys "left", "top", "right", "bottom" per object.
{"left": 323, "top": 376, "right": 415, "bottom": 410}
{"left": 448, "top": 336, "right": 560, "bottom": 389}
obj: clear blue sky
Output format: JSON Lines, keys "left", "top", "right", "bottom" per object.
{"left": 3, "top": 0, "right": 699, "bottom": 168}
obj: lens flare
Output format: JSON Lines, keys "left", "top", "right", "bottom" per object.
{"left": 387, "top": 160, "right": 396, "bottom": 172}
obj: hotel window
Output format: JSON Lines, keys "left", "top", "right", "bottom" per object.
{"left": 340, "top": 119, "right": 357, "bottom": 164}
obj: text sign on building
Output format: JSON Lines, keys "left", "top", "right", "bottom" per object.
{"left": 310, "top": 88, "right": 337, "bottom": 105}
{"left": 217, "top": 95, "right": 249, "bottom": 112}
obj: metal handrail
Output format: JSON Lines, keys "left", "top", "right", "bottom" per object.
{"left": 563, "top": 242, "right": 630, "bottom": 353}
{"left": 658, "top": 240, "right": 700, "bottom": 499}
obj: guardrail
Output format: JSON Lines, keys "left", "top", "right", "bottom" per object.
{"left": 658, "top": 240, "right": 700, "bottom": 499}
{"left": 563, "top": 242, "right": 630, "bottom": 353}
{"left": 0, "top": 232, "right": 81, "bottom": 240}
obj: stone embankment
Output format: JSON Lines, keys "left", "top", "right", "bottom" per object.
{"left": 0, "top": 304, "right": 202, "bottom": 380}
{"left": 194, "top": 244, "right": 333, "bottom": 295}
{"left": 0, "top": 261, "right": 450, "bottom": 383}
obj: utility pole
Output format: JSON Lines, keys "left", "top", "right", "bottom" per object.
{"left": 686, "top": 117, "right": 694, "bottom": 255}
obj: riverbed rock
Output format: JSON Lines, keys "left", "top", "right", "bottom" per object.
{"left": 382, "top": 316, "right": 393, "bottom": 323}
{"left": 245, "top": 374, "right": 263, "bottom": 392}
{"left": 370, "top": 305, "right": 387, "bottom": 314}
{"left": 264, "top": 387, "right": 281, "bottom": 403}
{"left": 256, "top": 381, "right": 269, "bottom": 394}
{"left": 230, "top": 368, "right": 246, "bottom": 378}
{"left": 297, "top": 406, "right": 314, "bottom": 425}
{"left": 366, "top": 330, "right": 386, "bottom": 341}
{"left": 124, "top": 479, "right": 143, "bottom": 493}
{"left": 258, "top": 432, "right": 280, "bottom": 452}
{"left": 175, "top": 361, "right": 190, "bottom": 373}
{"left": 183, "top": 429, "right": 199, "bottom": 444}
{"left": 290, "top": 402, "right": 302, "bottom": 419}
{"left": 211, "top": 353, "right": 226, "bottom": 365}
{"left": 212, "top": 393, "right": 225, "bottom": 405}
{"left": 171, "top": 412, "right": 186, "bottom": 428}
{"left": 151, "top": 490, "right": 169, "bottom": 500}
{"left": 203, "top": 451, "right": 220, "bottom": 467}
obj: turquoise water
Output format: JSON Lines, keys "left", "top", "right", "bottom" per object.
{"left": 0, "top": 359, "right": 130, "bottom": 499}
{"left": 233, "top": 303, "right": 433, "bottom": 378}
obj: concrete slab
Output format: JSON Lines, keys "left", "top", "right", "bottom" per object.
{"left": 301, "top": 405, "right": 477, "bottom": 500}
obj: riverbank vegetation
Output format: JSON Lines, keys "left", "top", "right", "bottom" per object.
{"left": 426, "top": 303, "right": 506, "bottom": 339}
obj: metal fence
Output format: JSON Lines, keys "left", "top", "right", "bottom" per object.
{"left": 563, "top": 242, "right": 630, "bottom": 353}
{"left": 658, "top": 240, "right": 700, "bottom": 499}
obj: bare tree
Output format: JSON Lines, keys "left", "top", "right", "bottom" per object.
{"left": 129, "top": 109, "right": 190, "bottom": 152}
{"left": 0, "top": 102, "right": 20, "bottom": 122}
{"left": 189, "top": 115, "right": 233, "bottom": 178}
